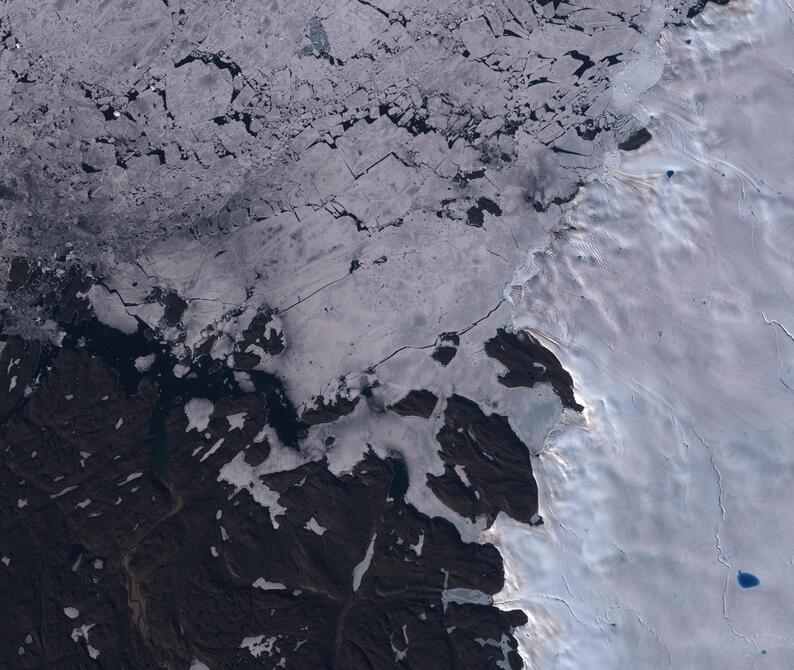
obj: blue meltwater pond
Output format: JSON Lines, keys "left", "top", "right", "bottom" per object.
{"left": 737, "top": 571, "right": 760, "bottom": 589}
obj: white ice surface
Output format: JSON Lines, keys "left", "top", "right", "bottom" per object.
{"left": 173, "top": 364, "right": 190, "bottom": 378}
{"left": 86, "top": 284, "right": 138, "bottom": 334}
{"left": 487, "top": 2, "right": 794, "bottom": 667}
{"left": 133, "top": 353, "right": 156, "bottom": 372}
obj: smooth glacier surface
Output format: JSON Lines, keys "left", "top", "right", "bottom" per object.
{"left": 487, "top": 2, "right": 794, "bottom": 668}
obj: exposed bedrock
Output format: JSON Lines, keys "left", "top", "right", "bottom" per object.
{"left": 428, "top": 395, "right": 538, "bottom": 526}
{"left": 485, "top": 327, "right": 584, "bottom": 412}
{"left": 388, "top": 389, "right": 439, "bottom": 419}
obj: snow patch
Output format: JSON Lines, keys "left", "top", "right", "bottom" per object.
{"left": 304, "top": 517, "right": 327, "bottom": 536}
{"left": 352, "top": 534, "right": 376, "bottom": 591}
{"left": 225, "top": 412, "right": 247, "bottom": 431}
{"left": 70, "top": 624, "right": 100, "bottom": 659}
{"left": 117, "top": 472, "right": 143, "bottom": 486}
{"left": 253, "top": 578, "right": 287, "bottom": 591}
{"left": 218, "top": 452, "right": 287, "bottom": 528}
{"left": 409, "top": 531, "right": 424, "bottom": 557}
{"left": 184, "top": 398, "right": 214, "bottom": 432}
{"left": 240, "top": 635, "right": 278, "bottom": 659}
{"left": 199, "top": 438, "right": 225, "bottom": 463}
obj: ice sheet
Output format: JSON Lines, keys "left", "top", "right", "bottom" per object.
{"left": 488, "top": 2, "right": 794, "bottom": 667}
